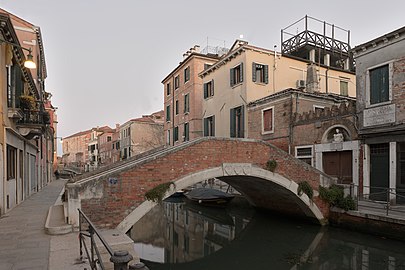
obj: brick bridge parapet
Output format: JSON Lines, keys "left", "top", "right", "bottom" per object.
{"left": 66, "top": 137, "right": 334, "bottom": 230}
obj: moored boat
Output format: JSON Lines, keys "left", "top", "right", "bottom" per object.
{"left": 185, "top": 188, "right": 235, "bottom": 207}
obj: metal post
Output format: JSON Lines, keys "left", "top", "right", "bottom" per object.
{"left": 110, "top": 250, "right": 133, "bottom": 270}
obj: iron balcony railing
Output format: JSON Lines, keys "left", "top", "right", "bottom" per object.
{"left": 17, "top": 109, "right": 50, "bottom": 126}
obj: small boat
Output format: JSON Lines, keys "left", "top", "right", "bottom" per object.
{"left": 185, "top": 188, "right": 235, "bottom": 207}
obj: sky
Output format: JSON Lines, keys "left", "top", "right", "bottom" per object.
{"left": 0, "top": 0, "right": 404, "bottom": 144}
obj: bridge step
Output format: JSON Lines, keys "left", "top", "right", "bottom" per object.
{"left": 45, "top": 204, "right": 72, "bottom": 235}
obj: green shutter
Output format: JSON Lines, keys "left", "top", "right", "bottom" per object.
{"left": 211, "top": 79, "right": 214, "bottom": 96}
{"left": 240, "top": 105, "right": 245, "bottom": 138}
{"left": 204, "top": 83, "right": 208, "bottom": 99}
{"left": 370, "top": 65, "right": 389, "bottom": 104}
{"left": 264, "top": 65, "right": 269, "bottom": 84}
{"left": 252, "top": 62, "right": 257, "bottom": 82}
{"left": 212, "top": 116, "right": 215, "bottom": 136}
{"left": 230, "top": 68, "right": 234, "bottom": 87}
{"left": 230, "top": 108, "right": 236, "bottom": 138}
{"left": 239, "top": 63, "right": 244, "bottom": 83}
{"left": 204, "top": 118, "right": 208, "bottom": 136}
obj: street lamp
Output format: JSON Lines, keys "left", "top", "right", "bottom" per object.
{"left": 0, "top": 37, "right": 37, "bottom": 69}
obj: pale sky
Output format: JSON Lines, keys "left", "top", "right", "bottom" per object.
{"left": 1, "top": 0, "right": 404, "bottom": 144}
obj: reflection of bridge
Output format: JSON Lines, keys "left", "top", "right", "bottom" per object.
{"left": 66, "top": 138, "right": 334, "bottom": 230}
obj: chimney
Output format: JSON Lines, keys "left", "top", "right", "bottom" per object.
{"left": 309, "top": 49, "right": 316, "bottom": 63}
{"left": 115, "top": 123, "right": 120, "bottom": 129}
{"left": 193, "top": 45, "right": 200, "bottom": 53}
{"left": 324, "top": 54, "right": 330, "bottom": 66}
{"left": 306, "top": 63, "right": 319, "bottom": 93}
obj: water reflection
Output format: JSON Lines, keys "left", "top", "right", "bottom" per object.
{"left": 128, "top": 198, "right": 405, "bottom": 270}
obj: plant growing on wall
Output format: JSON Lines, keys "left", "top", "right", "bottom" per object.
{"left": 319, "top": 185, "right": 355, "bottom": 211}
{"left": 19, "top": 95, "right": 36, "bottom": 110}
{"left": 266, "top": 159, "right": 277, "bottom": 172}
{"left": 297, "top": 181, "right": 314, "bottom": 200}
{"left": 145, "top": 182, "right": 175, "bottom": 203}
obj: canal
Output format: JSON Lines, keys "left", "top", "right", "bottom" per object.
{"left": 127, "top": 197, "right": 405, "bottom": 270}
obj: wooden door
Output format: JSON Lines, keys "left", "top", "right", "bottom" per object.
{"left": 323, "top": 151, "right": 353, "bottom": 184}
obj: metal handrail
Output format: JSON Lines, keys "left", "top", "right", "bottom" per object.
{"left": 342, "top": 184, "right": 405, "bottom": 217}
{"left": 78, "top": 209, "right": 114, "bottom": 270}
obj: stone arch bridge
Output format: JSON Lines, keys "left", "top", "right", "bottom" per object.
{"left": 66, "top": 138, "right": 333, "bottom": 232}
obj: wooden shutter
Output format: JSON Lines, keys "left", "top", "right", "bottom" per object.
{"left": 240, "top": 105, "right": 245, "bottom": 138}
{"left": 204, "top": 118, "right": 208, "bottom": 136}
{"left": 252, "top": 62, "right": 257, "bottom": 82}
{"left": 204, "top": 83, "right": 208, "bottom": 99}
{"left": 211, "top": 79, "right": 214, "bottom": 96}
{"left": 239, "top": 63, "right": 243, "bottom": 83}
{"left": 230, "top": 108, "right": 236, "bottom": 138}
{"left": 211, "top": 116, "right": 215, "bottom": 136}
{"left": 264, "top": 65, "right": 269, "bottom": 84}
{"left": 230, "top": 68, "right": 234, "bottom": 87}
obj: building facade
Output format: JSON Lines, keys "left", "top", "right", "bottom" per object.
{"left": 248, "top": 89, "right": 359, "bottom": 186}
{"left": 200, "top": 39, "right": 355, "bottom": 139}
{"left": 120, "top": 112, "right": 164, "bottom": 160}
{"left": 0, "top": 9, "right": 54, "bottom": 215}
{"left": 162, "top": 45, "right": 222, "bottom": 146}
{"left": 353, "top": 26, "right": 405, "bottom": 201}
{"left": 62, "top": 130, "right": 91, "bottom": 171}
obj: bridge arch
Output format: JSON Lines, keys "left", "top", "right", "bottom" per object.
{"left": 117, "top": 163, "right": 324, "bottom": 233}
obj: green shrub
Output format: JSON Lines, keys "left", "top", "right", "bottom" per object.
{"left": 145, "top": 182, "right": 175, "bottom": 203}
{"left": 319, "top": 184, "right": 355, "bottom": 211}
{"left": 297, "top": 181, "right": 313, "bottom": 200}
{"left": 266, "top": 159, "right": 277, "bottom": 172}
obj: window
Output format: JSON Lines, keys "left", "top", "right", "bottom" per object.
{"left": 252, "top": 63, "right": 269, "bottom": 84}
{"left": 107, "top": 136, "right": 112, "bottom": 142}
{"left": 204, "top": 116, "right": 215, "bottom": 136}
{"left": 184, "top": 66, "right": 190, "bottom": 83}
{"left": 166, "top": 105, "right": 171, "bottom": 122}
{"left": 398, "top": 142, "right": 405, "bottom": 185}
{"left": 230, "top": 106, "right": 244, "bottom": 138}
{"left": 184, "top": 122, "right": 189, "bottom": 141}
{"left": 230, "top": 63, "right": 243, "bottom": 87}
{"left": 184, "top": 94, "right": 190, "bottom": 113}
{"left": 295, "top": 146, "right": 313, "bottom": 166}
{"left": 340, "top": 80, "right": 348, "bottom": 96}
{"left": 174, "top": 75, "right": 180, "bottom": 89}
{"left": 262, "top": 107, "right": 274, "bottom": 134}
{"left": 166, "top": 82, "right": 171, "bottom": 96}
{"left": 204, "top": 63, "right": 212, "bottom": 70}
{"left": 203, "top": 80, "right": 214, "bottom": 99}
{"left": 174, "top": 126, "right": 179, "bottom": 142}
{"left": 175, "top": 100, "right": 179, "bottom": 115}
{"left": 7, "top": 145, "right": 16, "bottom": 180}
{"left": 369, "top": 64, "right": 390, "bottom": 105}
{"left": 313, "top": 105, "right": 325, "bottom": 115}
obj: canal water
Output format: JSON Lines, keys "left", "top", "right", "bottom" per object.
{"left": 127, "top": 197, "right": 405, "bottom": 270}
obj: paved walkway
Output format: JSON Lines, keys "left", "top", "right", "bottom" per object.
{"left": 0, "top": 179, "right": 67, "bottom": 270}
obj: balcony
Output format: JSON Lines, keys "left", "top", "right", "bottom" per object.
{"left": 16, "top": 109, "right": 51, "bottom": 139}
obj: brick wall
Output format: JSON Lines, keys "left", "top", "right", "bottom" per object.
{"left": 79, "top": 138, "right": 330, "bottom": 228}
{"left": 394, "top": 57, "right": 405, "bottom": 125}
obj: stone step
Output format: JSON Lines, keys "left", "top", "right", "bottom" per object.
{"left": 45, "top": 204, "right": 72, "bottom": 235}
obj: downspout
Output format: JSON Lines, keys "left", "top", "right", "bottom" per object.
{"left": 288, "top": 94, "right": 294, "bottom": 155}
{"left": 325, "top": 68, "right": 329, "bottom": 94}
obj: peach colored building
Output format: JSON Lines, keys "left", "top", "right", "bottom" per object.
{"left": 62, "top": 130, "right": 91, "bottom": 171}
{"left": 162, "top": 45, "right": 223, "bottom": 146}
{"left": 120, "top": 112, "right": 164, "bottom": 160}
{"left": 200, "top": 39, "right": 356, "bottom": 139}
{"left": 0, "top": 9, "right": 52, "bottom": 215}
{"left": 98, "top": 126, "right": 116, "bottom": 167}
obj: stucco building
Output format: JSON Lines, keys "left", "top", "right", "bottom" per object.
{"left": 162, "top": 45, "right": 224, "bottom": 146}
{"left": 62, "top": 129, "right": 91, "bottom": 171}
{"left": 120, "top": 111, "right": 164, "bottom": 160}
{"left": 0, "top": 9, "right": 54, "bottom": 215}
{"left": 353, "top": 26, "right": 405, "bottom": 201}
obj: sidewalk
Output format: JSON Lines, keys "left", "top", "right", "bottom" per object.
{"left": 0, "top": 179, "right": 81, "bottom": 270}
